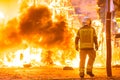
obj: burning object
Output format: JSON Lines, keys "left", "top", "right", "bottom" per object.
{"left": 23, "top": 63, "right": 32, "bottom": 68}
{"left": 41, "top": 50, "right": 53, "bottom": 65}
{"left": 63, "top": 66, "right": 74, "bottom": 70}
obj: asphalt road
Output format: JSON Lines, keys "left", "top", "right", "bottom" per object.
{"left": 0, "top": 66, "right": 120, "bottom": 80}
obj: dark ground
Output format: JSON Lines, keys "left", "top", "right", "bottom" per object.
{"left": 0, "top": 65, "right": 120, "bottom": 80}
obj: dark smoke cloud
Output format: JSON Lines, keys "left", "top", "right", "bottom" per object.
{"left": 0, "top": 18, "right": 22, "bottom": 51}
{"left": 19, "top": 5, "right": 52, "bottom": 35}
{"left": 19, "top": 5, "right": 72, "bottom": 49}
{"left": 0, "top": 5, "right": 73, "bottom": 51}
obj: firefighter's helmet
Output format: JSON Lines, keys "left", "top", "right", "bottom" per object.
{"left": 82, "top": 16, "right": 91, "bottom": 25}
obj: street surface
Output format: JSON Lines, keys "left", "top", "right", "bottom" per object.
{"left": 0, "top": 66, "right": 120, "bottom": 80}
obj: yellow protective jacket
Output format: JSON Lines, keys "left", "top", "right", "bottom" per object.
{"left": 75, "top": 25, "right": 98, "bottom": 49}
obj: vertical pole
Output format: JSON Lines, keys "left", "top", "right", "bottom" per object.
{"left": 106, "top": 0, "right": 112, "bottom": 77}
{"left": 34, "top": 0, "right": 35, "bottom": 6}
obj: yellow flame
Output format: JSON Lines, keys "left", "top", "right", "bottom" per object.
{"left": 4, "top": 47, "right": 43, "bottom": 67}
{"left": 0, "top": 11, "right": 5, "bottom": 20}
{"left": 0, "top": 11, "right": 4, "bottom": 19}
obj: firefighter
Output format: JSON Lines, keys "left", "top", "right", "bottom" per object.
{"left": 75, "top": 17, "right": 98, "bottom": 78}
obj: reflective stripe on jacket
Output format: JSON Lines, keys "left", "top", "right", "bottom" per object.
{"left": 76, "top": 25, "right": 97, "bottom": 49}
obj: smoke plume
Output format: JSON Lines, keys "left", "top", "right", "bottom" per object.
{"left": 0, "top": 5, "right": 72, "bottom": 51}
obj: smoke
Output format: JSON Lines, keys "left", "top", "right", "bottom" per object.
{"left": 19, "top": 5, "right": 72, "bottom": 49}
{"left": 0, "top": 18, "right": 21, "bottom": 51}
{"left": 0, "top": 5, "right": 73, "bottom": 51}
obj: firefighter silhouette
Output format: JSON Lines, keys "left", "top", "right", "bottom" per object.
{"left": 75, "top": 16, "right": 98, "bottom": 78}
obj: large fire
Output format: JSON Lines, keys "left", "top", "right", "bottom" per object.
{"left": 0, "top": 0, "right": 120, "bottom": 68}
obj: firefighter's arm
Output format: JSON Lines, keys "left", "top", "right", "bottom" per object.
{"left": 93, "top": 29, "right": 98, "bottom": 50}
{"left": 94, "top": 36, "right": 98, "bottom": 50}
{"left": 75, "top": 36, "right": 79, "bottom": 51}
{"left": 75, "top": 30, "right": 80, "bottom": 51}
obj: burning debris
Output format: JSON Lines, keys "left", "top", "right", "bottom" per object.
{"left": 63, "top": 66, "right": 74, "bottom": 70}
{"left": 41, "top": 50, "right": 53, "bottom": 65}
{"left": 23, "top": 63, "right": 32, "bottom": 68}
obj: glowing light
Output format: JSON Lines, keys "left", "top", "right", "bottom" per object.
{"left": 3, "top": 47, "right": 43, "bottom": 67}
{"left": 0, "top": 11, "right": 5, "bottom": 19}
{"left": 1, "top": 0, "right": 120, "bottom": 68}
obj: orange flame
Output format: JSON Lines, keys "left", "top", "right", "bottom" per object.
{"left": 0, "top": 0, "right": 120, "bottom": 68}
